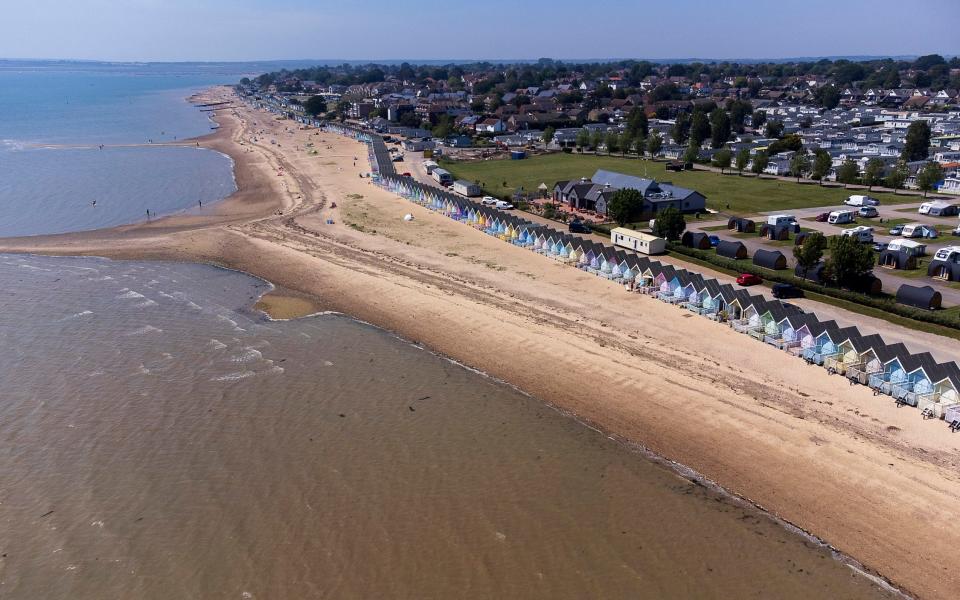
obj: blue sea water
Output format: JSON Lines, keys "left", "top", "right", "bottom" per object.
{"left": 0, "top": 61, "right": 261, "bottom": 237}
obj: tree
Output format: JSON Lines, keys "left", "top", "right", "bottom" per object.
{"left": 916, "top": 161, "right": 944, "bottom": 197}
{"left": 862, "top": 158, "right": 885, "bottom": 190}
{"left": 590, "top": 129, "right": 603, "bottom": 151}
{"left": 625, "top": 106, "right": 649, "bottom": 137}
{"left": 885, "top": 160, "right": 909, "bottom": 193}
{"left": 575, "top": 129, "right": 590, "bottom": 152}
{"left": 901, "top": 120, "right": 932, "bottom": 162}
{"left": 764, "top": 120, "right": 784, "bottom": 139}
{"left": 750, "top": 151, "right": 768, "bottom": 175}
{"left": 825, "top": 235, "right": 875, "bottom": 289}
{"left": 836, "top": 159, "right": 860, "bottom": 185}
{"left": 737, "top": 148, "right": 750, "bottom": 175}
{"left": 303, "top": 96, "right": 327, "bottom": 116}
{"left": 619, "top": 131, "right": 633, "bottom": 156}
{"left": 646, "top": 132, "right": 663, "bottom": 157}
{"left": 752, "top": 109, "right": 767, "bottom": 129}
{"left": 671, "top": 112, "right": 690, "bottom": 145}
{"left": 712, "top": 148, "right": 732, "bottom": 174}
{"left": 793, "top": 233, "right": 827, "bottom": 280}
{"left": 789, "top": 150, "right": 810, "bottom": 182}
{"left": 606, "top": 188, "right": 644, "bottom": 227}
{"left": 605, "top": 130, "right": 619, "bottom": 154}
{"left": 816, "top": 84, "right": 841, "bottom": 109}
{"left": 710, "top": 108, "right": 731, "bottom": 149}
{"left": 335, "top": 100, "right": 351, "bottom": 122}
{"left": 651, "top": 206, "right": 686, "bottom": 241}
{"left": 726, "top": 99, "right": 752, "bottom": 133}
{"left": 542, "top": 126, "right": 555, "bottom": 147}
{"left": 683, "top": 143, "right": 700, "bottom": 164}
{"left": 811, "top": 149, "right": 832, "bottom": 184}
{"left": 689, "top": 109, "right": 710, "bottom": 147}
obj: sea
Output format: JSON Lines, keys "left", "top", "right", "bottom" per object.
{"left": 0, "top": 61, "right": 896, "bottom": 598}
{"left": 0, "top": 61, "right": 250, "bottom": 237}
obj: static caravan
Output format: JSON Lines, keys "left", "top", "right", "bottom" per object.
{"left": 453, "top": 179, "right": 482, "bottom": 197}
{"left": 611, "top": 228, "right": 666, "bottom": 255}
{"left": 432, "top": 168, "right": 453, "bottom": 186}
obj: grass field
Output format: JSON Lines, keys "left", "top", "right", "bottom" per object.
{"left": 442, "top": 153, "right": 919, "bottom": 216}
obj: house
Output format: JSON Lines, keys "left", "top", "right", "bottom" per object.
{"left": 589, "top": 170, "right": 707, "bottom": 215}
{"left": 475, "top": 118, "right": 505, "bottom": 134}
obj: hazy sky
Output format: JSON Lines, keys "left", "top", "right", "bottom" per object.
{"left": 3, "top": 0, "right": 958, "bottom": 62}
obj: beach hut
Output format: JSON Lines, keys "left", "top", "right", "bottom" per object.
{"left": 890, "top": 354, "right": 937, "bottom": 407}
{"left": 842, "top": 336, "right": 888, "bottom": 385}
{"left": 895, "top": 284, "right": 942, "bottom": 310}
{"left": 681, "top": 231, "right": 712, "bottom": 250}
{"left": 803, "top": 326, "right": 851, "bottom": 365}
{"left": 918, "top": 364, "right": 960, "bottom": 419}
{"left": 752, "top": 249, "right": 787, "bottom": 271}
{"left": 774, "top": 313, "right": 810, "bottom": 351}
{"left": 716, "top": 240, "right": 748, "bottom": 260}
{"left": 869, "top": 351, "right": 910, "bottom": 396}
{"left": 731, "top": 298, "right": 765, "bottom": 334}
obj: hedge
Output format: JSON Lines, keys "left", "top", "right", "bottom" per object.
{"left": 666, "top": 242, "right": 960, "bottom": 330}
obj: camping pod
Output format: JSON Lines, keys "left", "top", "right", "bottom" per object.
{"left": 896, "top": 284, "right": 942, "bottom": 310}
{"left": 716, "top": 240, "right": 748, "bottom": 260}
{"left": 753, "top": 249, "right": 787, "bottom": 271}
{"left": 795, "top": 262, "right": 827, "bottom": 283}
{"left": 681, "top": 231, "right": 712, "bottom": 250}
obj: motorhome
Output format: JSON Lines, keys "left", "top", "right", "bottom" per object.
{"left": 423, "top": 160, "right": 439, "bottom": 174}
{"left": 611, "top": 228, "right": 666, "bottom": 255}
{"left": 828, "top": 210, "right": 856, "bottom": 225}
{"left": 841, "top": 226, "right": 874, "bottom": 243}
{"left": 901, "top": 223, "right": 937, "bottom": 239}
{"left": 845, "top": 195, "right": 879, "bottom": 207}
{"left": 767, "top": 214, "right": 797, "bottom": 228}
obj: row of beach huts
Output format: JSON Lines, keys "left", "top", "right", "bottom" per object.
{"left": 325, "top": 123, "right": 960, "bottom": 429}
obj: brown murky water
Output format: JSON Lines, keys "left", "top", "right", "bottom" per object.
{"left": 0, "top": 255, "right": 896, "bottom": 599}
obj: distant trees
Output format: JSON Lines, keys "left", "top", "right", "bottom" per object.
{"left": 712, "top": 148, "right": 732, "bottom": 174}
{"left": 604, "top": 130, "right": 619, "bottom": 154}
{"left": 683, "top": 143, "right": 700, "bottom": 164}
{"left": 836, "top": 159, "right": 860, "bottom": 185}
{"left": 901, "top": 121, "right": 932, "bottom": 162}
{"left": 916, "top": 161, "right": 945, "bottom": 197}
{"left": 672, "top": 112, "right": 690, "bottom": 145}
{"left": 816, "top": 84, "right": 841, "bottom": 109}
{"left": 606, "top": 188, "right": 644, "bottom": 226}
{"left": 651, "top": 206, "right": 686, "bottom": 241}
{"left": 750, "top": 151, "right": 768, "bottom": 174}
{"left": 862, "top": 158, "right": 885, "bottom": 190}
{"left": 646, "top": 132, "right": 663, "bottom": 157}
{"left": 767, "top": 134, "right": 803, "bottom": 155}
{"left": 590, "top": 129, "right": 602, "bottom": 151}
{"left": 710, "top": 108, "right": 731, "bottom": 149}
{"left": 575, "top": 129, "right": 590, "bottom": 152}
{"left": 793, "top": 233, "right": 827, "bottom": 280}
{"left": 752, "top": 110, "right": 767, "bottom": 129}
{"left": 885, "top": 160, "right": 909, "bottom": 193}
{"left": 689, "top": 109, "right": 711, "bottom": 147}
{"left": 726, "top": 99, "right": 752, "bottom": 133}
{"left": 303, "top": 95, "right": 327, "bottom": 116}
{"left": 735, "top": 148, "right": 750, "bottom": 174}
{"left": 789, "top": 150, "right": 810, "bottom": 182}
{"left": 625, "top": 107, "right": 649, "bottom": 138}
{"left": 619, "top": 131, "right": 633, "bottom": 156}
{"left": 764, "top": 120, "right": 784, "bottom": 139}
{"left": 542, "top": 126, "right": 555, "bottom": 147}
{"left": 811, "top": 149, "right": 833, "bottom": 184}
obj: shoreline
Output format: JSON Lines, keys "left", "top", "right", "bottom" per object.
{"left": 2, "top": 85, "right": 960, "bottom": 599}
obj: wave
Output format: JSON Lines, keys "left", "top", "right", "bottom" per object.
{"left": 211, "top": 370, "right": 256, "bottom": 382}
{"left": 125, "top": 325, "right": 162, "bottom": 336}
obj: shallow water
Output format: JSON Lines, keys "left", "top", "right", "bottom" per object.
{"left": 0, "top": 255, "right": 896, "bottom": 599}
{"left": 0, "top": 62, "right": 239, "bottom": 236}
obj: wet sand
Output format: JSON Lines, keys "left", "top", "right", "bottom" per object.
{"left": 2, "top": 86, "right": 960, "bottom": 599}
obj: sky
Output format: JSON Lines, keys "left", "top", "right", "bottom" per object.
{"left": 2, "top": 0, "right": 958, "bottom": 63}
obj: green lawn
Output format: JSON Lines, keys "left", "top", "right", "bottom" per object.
{"left": 442, "top": 153, "right": 918, "bottom": 216}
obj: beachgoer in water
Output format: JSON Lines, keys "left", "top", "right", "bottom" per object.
{"left": 92, "top": 200, "right": 96, "bottom": 207}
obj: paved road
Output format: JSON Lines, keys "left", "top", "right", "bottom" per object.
{"left": 397, "top": 150, "right": 958, "bottom": 362}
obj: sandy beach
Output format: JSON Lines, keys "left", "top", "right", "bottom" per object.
{"left": 3, "top": 86, "right": 960, "bottom": 599}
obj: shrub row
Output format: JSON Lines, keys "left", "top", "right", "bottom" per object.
{"left": 666, "top": 242, "right": 960, "bottom": 330}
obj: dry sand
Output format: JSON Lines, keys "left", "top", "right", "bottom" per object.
{"left": 3, "top": 86, "right": 960, "bottom": 600}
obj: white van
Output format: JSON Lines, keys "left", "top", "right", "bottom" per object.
{"left": 828, "top": 210, "right": 856, "bottom": 225}
{"left": 845, "top": 195, "right": 879, "bottom": 207}
{"left": 841, "top": 226, "right": 874, "bottom": 243}
{"left": 767, "top": 214, "right": 797, "bottom": 228}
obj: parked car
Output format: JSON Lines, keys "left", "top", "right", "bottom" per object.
{"left": 736, "top": 273, "right": 763, "bottom": 286}
{"left": 814, "top": 212, "right": 830, "bottom": 222}
{"left": 859, "top": 206, "right": 878, "bottom": 218}
{"left": 888, "top": 224, "right": 904, "bottom": 236}
{"left": 568, "top": 220, "right": 592, "bottom": 234}
{"left": 872, "top": 241, "right": 888, "bottom": 252}
{"left": 953, "top": 225, "right": 960, "bottom": 236}
{"left": 480, "top": 196, "right": 498, "bottom": 206}
{"left": 708, "top": 235, "right": 720, "bottom": 247}
{"left": 495, "top": 200, "right": 514, "bottom": 210}
{"left": 400, "top": 172, "right": 412, "bottom": 177}
{"left": 772, "top": 283, "right": 804, "bottom": 299}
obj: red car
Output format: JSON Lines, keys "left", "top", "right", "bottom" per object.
{"left": 400, "top": 172, "right": 412, "bottom": 177}
{"left": 814, "top": 212, "right": 830, "bottom": 222}
{"left": 736, "top": 273, "right": 763, "bottom": 286}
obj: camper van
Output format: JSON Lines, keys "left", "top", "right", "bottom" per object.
{"left": 767, "top": 214, "right": 798, "bottom": 228}
{"left": 423, "top": 160, "right": 439, "bottom": 175}
{"left": 845, "top": 195, "right": 879, "bottom": 207}
{"left": 841, "top": 226, "right": 874, "bottom": 243}
{"left": 611, "top": 228, "right": 666, "bottom": 255}
{"left": 828, "top": 210, "right": 856, "bottom": 225}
